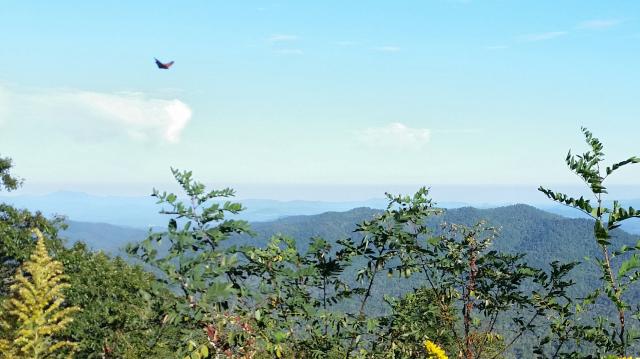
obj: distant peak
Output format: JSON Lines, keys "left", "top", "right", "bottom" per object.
{"left": 48, "top": 191, "right": 91, "bottom": 198}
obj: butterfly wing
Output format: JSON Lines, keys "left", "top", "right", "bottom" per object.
{"left": 155, "top": 58, "right": 165, "bottom": 68}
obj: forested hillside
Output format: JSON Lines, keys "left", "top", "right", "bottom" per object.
{"left": 61, "top": 220, "right": 147, "bottom": 254}
{"left": 59, "top": 202, "right": 640, "bottom": 309}
{"left": 243, "top": 204, "right": 639, "bottom": 264}
{"left": 60, "top": 204, "right": 640, "bottom": 278}
{"left": 239, "top": 205, "right": 640, "bottom": 319}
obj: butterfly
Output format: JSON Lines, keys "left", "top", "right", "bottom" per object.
{"left": 154, "top": 58, "right": 175, "bottom": 69}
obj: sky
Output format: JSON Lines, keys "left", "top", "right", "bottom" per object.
{"left": 0, "top": 1, "right": 639, "bottom": 201}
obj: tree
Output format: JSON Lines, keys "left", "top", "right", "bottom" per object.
{"left": 0, "top": 204, "right": 65, "bottom": 295}
{"left": 0, "top": 154, "right": 65, "bottom": 295}
{"left": 126, "top": 169, "right": 580, "bottom": 357}
{"left": 0, "top": 229, "right": 79, "bottom": 358}
{"left": 414, "top": 221, "right": 564, "bottom": 359}
{"left": 539, "top": 127, "right": 640, "bottom": 356}
{"left": 379, "top": 288, "right": 455, "bottom": 358}
{"left": 0, "top": 154, "right": 22, "bottom": 192}
{"left": 127, "top": 168, "right": 253, "bottom": 357}
{"left": 235, "top": 235, "right": 357, "bottom": 358}
{"left": 345, "top": 190, "right": 574, "bottom": 358}
{"left": 58, "top": 242, "right": 179, "bottom": 358}
{"left": 344, "top": 188, "right": 443, "bottom": 357}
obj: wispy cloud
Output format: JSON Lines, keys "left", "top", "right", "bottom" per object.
{"left": 1, "top": 86, "right": 192, "bottom": 143}
{"left": 432, "top": 128, "right": 482, "bottom": 135}
{"left": 72, "top": 91, "right": 192, "bottom": 143}
{"left": 268, "top": 34, "right": 299, "bottom": 42}
{"left": 357, "top": 123, "right": 430, "bottom": 150}
{"left": 518, "top": 31, "right": 567, "bottom": 42}
{"left": 578, "top": 19, "right": 623, "bottom": 30}
{"left": 373, "top": 46, "right": 401, "bottom": 52}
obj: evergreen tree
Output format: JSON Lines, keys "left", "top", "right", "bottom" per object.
{"left": 0, "top": 229, "right": 79, "bottom": 358}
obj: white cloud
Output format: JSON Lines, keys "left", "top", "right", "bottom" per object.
{"left": 578, "top": 19, "right": 623, "bottom": 30}
{"left": 373, "top": 46, "right": 401, "bottom": 52}
{"left": 518, "top": 31, "right": 567, "bottom": 42}
{"left": 268, "top": 34, "right": 299, "bottom": 42}
{"left": 358, "top": 123, "right": 430, "bottom": 150}
{"left": 1, "top": 86, "right": 192, "bottom": 143}
{"left": 71, "top": 91, "right": 191, "bottom": 143}
{"left": 432, "top": 128, "right": 482, "bottom": 134}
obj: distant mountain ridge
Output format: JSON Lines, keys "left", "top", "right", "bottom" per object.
{"left": 233, "top": 204, "right": 640, "bottom": 308}
{"left": 3, "top": 191, "right": 639, "bottom": 234}
{"left": 54, "top": 202, "right": 640, "bottom": 356}
{"left": 59, "top": 204, "right": 639, "bottom": 272}
{"left": 61, "top": 220, "right": 147, "bottom": 254}
{"left": 238, "top": 204, "right": 637, "bottom": 263}
{"left": 0, "top": 191, "right": 466, "bottom": 227}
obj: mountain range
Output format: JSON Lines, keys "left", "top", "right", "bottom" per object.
{"left": 58, "top": 204, "right": 639, "bottom": 279}
{"left": 2, "top": 191, "right": 638, "bottom": 234}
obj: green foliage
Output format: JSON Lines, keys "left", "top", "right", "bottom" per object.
{"left": 3, "top": 127, "right": 637, "bottom": 358}
{"left": 237, "top": 203, "right": 640, "bottom": 356}
{"left": 126, "top": 171, "right": 588, "bottom": 358}
{"left": 539, "top": 127, "right": 640, "bottom": 356}
{"left": 0, "top": 203, "right": 66, "bottom": 296}
{"left": 0, "top": 163, "right": 180, "bottom": 357}
{"left": 235, "top": 235, "right": 357, "bottom": 358}
{"left": 379, "top": 288, "right": 455, "bottom": 358}
{"left": 58, "top": 242, "right": 179, "bottom": 358}
{"left": 0, "top": 154, "right": 22, "bottom": 192}
{"left": 414, "top": 221, "right": 576, "bottom": 359}
{"left": 126, "top": 168, "right": 253, "bottom": 356}
{"left": 344, "top": 188, "right": 443, "bottom": 356}
{"left": 0, "top": 229, "right": 79, "bottom": 358}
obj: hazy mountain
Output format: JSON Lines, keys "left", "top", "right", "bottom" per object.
{"left": 1, "top": 192, "right": 162, "bottom": 228}
{"left": 239, "top": 205, "right": 638, "bottom": 268}
{"left": 540, "top": 200, "right": 640, "bottom": 235}
{"left": 4, "top": 191, "right": 639, "bottom": 235}
{"left": 235, "top": 204, "right": 640, "bottom": 326}
{"left": 61, "top": 220, "right": 147, "bottom": 254}
{"left": 54, "top": 202, "right": 640, "bottom": 357}
{"left": 58, "top": 203, "right": 639, "bottom": 271}
{"left": 0, "top": 191, "right": 468, "bottom": 227}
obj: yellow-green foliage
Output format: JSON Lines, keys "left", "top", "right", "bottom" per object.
{"left": 0, "top": 229, "right": 79, "bottom": 358}
{"left": 424, "top": 340, "right": 448, "bottom": 359}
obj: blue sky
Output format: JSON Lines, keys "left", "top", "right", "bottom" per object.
{"left": 0, "top": 1, "right": 638, "bottom": 200}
